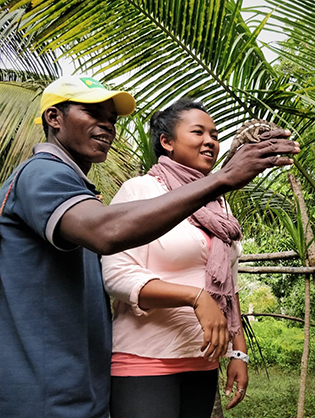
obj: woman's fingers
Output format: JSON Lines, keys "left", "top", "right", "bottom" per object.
{"left": 202, "top": 325, "right": 229, "bottom": 360}
{"left": 194, "top": 292, "right": 229, "bottom": 359}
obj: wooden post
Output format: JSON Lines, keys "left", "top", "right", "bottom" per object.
{"left": 288, "top": 173, "right": 313, "bottom": 418}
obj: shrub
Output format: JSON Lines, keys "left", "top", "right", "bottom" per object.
{"left": 245, "top": 318, "right": 315, "bottom": 370}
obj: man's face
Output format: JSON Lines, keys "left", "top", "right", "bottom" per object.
{"left": 55, "top": 99, "right": 117, "bottom": 173}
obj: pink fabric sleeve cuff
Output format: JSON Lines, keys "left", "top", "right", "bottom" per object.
{"left": 129, "top": 278, "right": 161, "bottom": 316}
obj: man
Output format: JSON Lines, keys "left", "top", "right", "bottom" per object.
{"left": 0, "top": 75, "right": 299, "bottom": 418}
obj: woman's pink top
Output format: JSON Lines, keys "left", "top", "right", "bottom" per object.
{"left": 102, "top": 175, "right": 242, "bottom": 376}
{"left": 111, "top": 353, "right": 218, "bottom": 376}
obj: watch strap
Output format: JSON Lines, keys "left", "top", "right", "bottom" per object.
{"left": 230, "top": 350, "right": 249, "bottom": 363}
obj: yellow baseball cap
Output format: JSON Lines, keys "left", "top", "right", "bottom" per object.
{"left": 34, "top": 75, "right": 136, "bottom": 124}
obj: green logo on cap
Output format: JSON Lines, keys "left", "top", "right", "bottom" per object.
{"left": 80, "top": 77, "right": 105, "bottom": 89}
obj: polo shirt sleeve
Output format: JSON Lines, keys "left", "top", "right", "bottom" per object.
{"left": 14, "top": 157, "right": 98, "bottom": 250}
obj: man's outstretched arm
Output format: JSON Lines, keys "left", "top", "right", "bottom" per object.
{"left": 59, "top": 135, "right": 300, "bottom": 255}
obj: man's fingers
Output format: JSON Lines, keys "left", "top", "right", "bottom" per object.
{"left": 259, "top": 128, "right": 291, "bottom": 140}
{"left": 242, "top": 139, "right": 299, "bottom": 169}
{"left": 257, "top": 139, "right": 299, "bottom": 168}
{"left": 267, "top": 156, "right": 294, "bottom": 167}
{"left": 221, "top": 138, "right": 300, "bottom": 191}
{"left": 257, "top": 138, "right": 300, "bottom": 155}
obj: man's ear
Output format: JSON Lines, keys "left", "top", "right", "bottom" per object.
{"left": 44, "top": 106, "right": 63, "bottom": 129}
{"left": 160, "top": 134, "right": 174, "bottom": 155}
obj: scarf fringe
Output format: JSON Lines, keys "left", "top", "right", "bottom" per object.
{"left": 207, "top": 291, "right": 241, "bottom": 339}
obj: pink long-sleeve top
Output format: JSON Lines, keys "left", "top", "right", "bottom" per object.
{"left": 102, "top": 174, "right": 242, "bottom": 369}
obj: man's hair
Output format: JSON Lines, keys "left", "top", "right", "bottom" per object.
{"left": 149, "top": 98, "right": 209, "bottom": 158}
{"left": 42, "top": 102, "right": 74, "bottom": 138}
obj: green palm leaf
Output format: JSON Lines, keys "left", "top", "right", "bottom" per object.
{"left": 1, "top": 0, "right": 315, "bottom": 198}
{"left": 0, "top": 0, "right": 289, "bottom": 128}
{"left": 271, "top": 196, "right": 314, "bottom": 263}
{"left": 0, "top": 8, "right": 61, "bottom": 79}
{"left": 0, "top": 81, "right": 44, "bottom": 182}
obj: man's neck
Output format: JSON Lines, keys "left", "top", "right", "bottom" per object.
{"left": 47, "top": 136, "right": 91, "bottom": 175}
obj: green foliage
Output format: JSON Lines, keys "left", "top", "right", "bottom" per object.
{"left": 2, "top": 0, "right": 315, "bottom": 200}
{"left": 272, "top": 196, "right": 314, "bottom": 263}
{"left": 246, "top": 318, "right": 315, "bottom": 370}
{"left": 117, "top": 115, "right": 157, "bottom": 174}
{"left": 2, "top": 0, "right": 315, "bottom": 139}
{"left": 242, "top": 223, "right": 292, "bottom": 254}
{"left": 239, "top": 279, "right": 278, "bottom": 314}
{"left": 269, "top": 4, "right": 315, "bottom": 84}
{"left": 221, "top": 367, "right": 315, "bottom": 418}
{"left": 240, "top": 226, "right": 315, "bottom": 322}
{"left": 0, "top": 81, "right": 45, "bottom": 183}
{"left": 0, "top": 8, "right": 61, "bottom": 80}
{"left": 281, "top": 279, "right": 315, "bottom": 322}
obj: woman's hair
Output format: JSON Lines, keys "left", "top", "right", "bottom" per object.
{"left": 150, "top": 98, "right": 209, "bottom": 158}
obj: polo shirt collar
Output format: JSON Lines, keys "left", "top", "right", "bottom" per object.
{"left": 33, "top": 143, "right": 93, "bottom": 186}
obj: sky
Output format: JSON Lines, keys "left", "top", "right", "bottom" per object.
{"left": 241, "top": 0, "right": 286, "bottom": 62}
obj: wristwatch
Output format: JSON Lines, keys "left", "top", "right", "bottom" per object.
{"left": 230, "top": 350, "right": 249, "bottom": 363}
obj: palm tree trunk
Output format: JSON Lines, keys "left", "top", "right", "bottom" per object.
{"left": 287, "top": 174, "right": 313, "bottom": 418}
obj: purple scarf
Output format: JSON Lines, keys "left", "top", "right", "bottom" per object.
{"left": 148, "top": 156, "right": 242, "bottom": 338}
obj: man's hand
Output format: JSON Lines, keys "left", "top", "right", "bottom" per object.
{"left": 220, "top": 130, "right": 300, "bottom": 191}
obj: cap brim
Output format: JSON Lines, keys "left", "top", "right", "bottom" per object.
{"left": 74, "top": 89, "right": 136, "bottom": 116}
{"left": 110, "top": 91, "right": 136, "bottom": 116}
{"left": 34, "top": 89, "right": 136, "bottom": 125}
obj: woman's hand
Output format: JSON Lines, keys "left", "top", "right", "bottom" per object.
{"left": 194, "top": 290, "right": 229, "bottom": 359}
{"left": 138, "top": 281, "right": 229, "bottom": 359}
{"left": 225, "top": 358, "right": 248, "bottom": 410}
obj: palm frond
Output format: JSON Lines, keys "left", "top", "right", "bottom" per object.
{"left": 271, "top": 195, "right": 312, "bottom": 263}
{"left": 0, "top": 0, "right": 295, "bottom": 132}
{"left": 227, "top": 175, "right": 295, "bottom": 232}
{"left": 0, "top": 8, "right": 61, "bottom": 79}
{"left": 0, "top": 81, "right": 45, "bottom": 183}
{"left": 1, "top": 0, "right": 315, "bottom": 202}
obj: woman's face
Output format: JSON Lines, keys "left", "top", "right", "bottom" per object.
{"left": 164, "top": 108, "right": 219, "bottom": 175}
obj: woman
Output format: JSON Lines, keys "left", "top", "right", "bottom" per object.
{"left": 102, "top": 99, "right": 248, "bottom": 418}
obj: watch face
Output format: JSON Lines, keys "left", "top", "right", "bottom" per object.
{"left": 232, "top": 351, "right": 249, "bottom": 363}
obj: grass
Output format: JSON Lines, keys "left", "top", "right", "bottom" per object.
{"left": 219, "top": 366, "right": 315, "bottom": 418}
